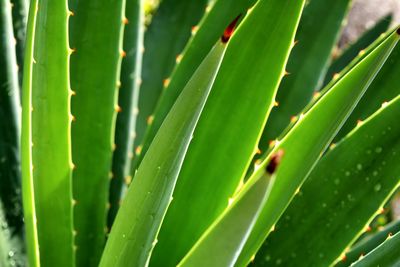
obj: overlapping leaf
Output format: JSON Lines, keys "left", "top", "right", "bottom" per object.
{"left": 253, "top": 95, "right": 400, "bottom": 266}
{"left": 101, "top": 38, "right": 228, "bottom": 267}
{"left": 151, "top": 1, "right": 305, "bottom": 266}
{"left": 237, "top": 28, "right": 399, "bottom": 265}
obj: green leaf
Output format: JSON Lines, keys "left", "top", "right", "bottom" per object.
{"left": 0, "top": 0, "right": 23, "bottom": 236}
{"left": 334, "top": 42, "right": 400, "bottom": 141}
{"left": 323, "top": 14, "right": 392, "bottom": 87}
{"left": 236, "top": 28, "right": 400, "bottom": 266}
{"left": 134, "top": 0, "right": 208, "bottom": 161}
{"left": 108, "top": 0, "right": 144, "bottom": 229}
{"left": 22, "top": 0, "right": 74, "bottom": 266}
{"left": 258, "top": 0, "right": 351, "bottom": 149}
{"left": 131, "top": 0, "right": 257, "bottom": 172}
{"left": 100, "top": 38, "right": 228, "bottom": 267}
{"left": 21, "top": 0, "right": 39, "bottom": 265}
{"left": 252, "top": 95, "right": 400, "bottom": 267}
{"left": 179, "top": 156, "right": 280, "bottom": 267}
{"left": 336, "top": 220, "right": 400, "bottom": 267}
{"left": 151, "top": 1, "right": 305, "bottom": 266}
{"left": 69, "top": 1, "right": 126, "bottom": 266}
{"left": 352, "top": 231, "right": 400, "bottom": 267}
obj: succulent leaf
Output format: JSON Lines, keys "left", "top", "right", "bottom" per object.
{"left": 237, "top": 28, "right": 400, "bottom": 266}
{"left": 323, "top": 14, "right": 392, "bottom": 87}
{"left": 130, "top": 0, "right": 258, "bottom": 172}
{"left": 150, "top": 0, "right": 305, "bottom": 266}
{"left": 133, "top": 0, "right": 209, "bottom": 163}
{"left": 258, "top": 0, "right": 352, "bottom": 149}
{"left": 20, "top": 0, "right": 39, "bottom": 265}
{"left": 336, "top": 220, "right": 400, "bottom": 267}
{"left": 352, "top": 231, "right": 400, "bottom": 267}
{"left": 22, "top": 0, "right": 74, "bottom": 266}
{"left": 108, "top": 0, "right": 145, "bottom": 230}
{"left": 69, "top": 1, "right": 127, "bottom": 266}
{"left": 253, "top": 95, "right": 400, "bottom": 266}
{"left": 100, "top": 35, "right": 228, "bottom": 267}
{"left": 178, "top": 152, "right": 283, "bottom": 267}
{"left": 334, "top": 43, "right": 400, "bottom": 141}
{"left": 6, "top": 1, "right": 400, "bottom": 266}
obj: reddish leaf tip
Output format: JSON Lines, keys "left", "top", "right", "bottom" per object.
{"left": 221, "top": 15, "right": 241, "bottom": 43}
{"left": 266, "top": 149, "right": 285, "bottom": 175}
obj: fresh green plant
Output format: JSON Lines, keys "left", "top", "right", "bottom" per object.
{"left": 0, "top": 0, "right": 400, "bottom": 266}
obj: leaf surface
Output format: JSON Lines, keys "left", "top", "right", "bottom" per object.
{"left": 100, "top": 39, "right": 227, "bottom": 267}
{"left": 151, "top": 1, "right": 305, "bottom": 266}
{"left": 237, "top": 29, "right": 400, "bottom": 266}
{"left": 253, "top": 95, "right": 400, "bottom": 267}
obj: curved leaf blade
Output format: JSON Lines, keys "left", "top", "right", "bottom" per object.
{"left": 336, "top": 220, "right": 400, "bottom": 267}
{"left": 151, "top": 1, "right": 305, "bottom": 266}
{"left": 237, "top": 28, "right": 400, "bottom": 266}
{"left": 100, "top": 39, "right": 227, "bottom": 267}
{"left": 323, "top": 14, "right": 392, "bottom": 87}
{"left": 108, "top": 0, "right": 144, "bottom": 229}
{"left": 21, "top": 0, "right": 39, "bottom": 265}
{"left": 23, "top": 0, "right": 74, "bottom": 266}
{"left": 253, "top": 95, "right": 400, "bottom": 267}
{"left": 134, "top": 0, "right": 209, "bottom": 159}
{"left": 259, "top": 0, "right": 351, "bottom": 148}
{"left": 352, "top": 231, "right": 400, "bottom": 267}
{"left": 131, "top": 0, "right": 257, "bottom": 172}
{"left": 179, "top": 162, "right": 278, "bottom": 267}
{"left": 334, "top": 42, "right": 400, "bottom": 141}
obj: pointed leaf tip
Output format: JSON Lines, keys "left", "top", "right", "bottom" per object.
{"left": 221, "top": 15, "right": 241, "bottom": 43}
{"left": 266, "top": 149, "right": 284, "bottom": 174}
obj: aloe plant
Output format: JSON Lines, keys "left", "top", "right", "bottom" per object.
{"left": 0, "top": 0, "right": 400, "bottom": 266}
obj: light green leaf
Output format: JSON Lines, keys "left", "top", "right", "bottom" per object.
{"left": 259, "top": 0, "right": 351, "bottom": 148}
{"left": 151, "top": 1, "right": 305, "bottom": 266}
{"left": 352, "top": 231, "right": 400, "bottom": 267}
{"left": 179, "top": 158, "right": 279, "bottom": 267}
{"left": 22, "top": 0, "right": 74, "bottom": 266}
{"left": 237, "top": 28, "right": 400, "bottom": 266}
{"left": 334, "top": 43, "right": 400, "bottom": 141}
{"left": 336, "top": 220, "right": 400, "bottom": 267}
{"left": 100, "top": 39, "right": 227, "bottom": 267}
{"left": 131, "top": 0, "right": 257, "bottom": 172}
{"left": 20, "top": 0, "right": 39, "bottom": 265}
{"left": 253, "top": 95, "right": 400, "bottom": 266}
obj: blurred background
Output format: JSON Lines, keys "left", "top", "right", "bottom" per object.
{"left": 341, "top": 0, "right": 400, "bottom": 46}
